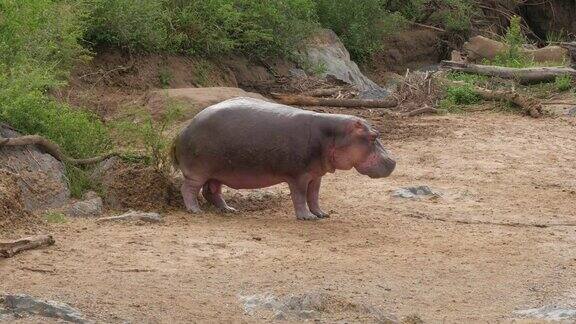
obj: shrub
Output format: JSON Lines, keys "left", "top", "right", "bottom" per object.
{"left": 0, "top": 0, "right": 110, "bottom": 159}
{"left": 84, "top": 0, "right": 170, "bottom": 52}
{"left": 486, "top": 15, "right": 534, "bottom": 68}
{"left": 315, "top": 0, "right": 407, "bottom": 62}
{"left": 85, "top": 0, "right": 318, "bottom": 58}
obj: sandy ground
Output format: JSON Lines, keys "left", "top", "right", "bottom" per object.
{"left": 1, "top": 112, "right": 576, "bottom": 323}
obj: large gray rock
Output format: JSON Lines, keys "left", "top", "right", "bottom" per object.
{"left": 0, "top": 124, "right": 70, "bottom": 211}
{"left": 2, "top": 293, "right": 89, "bottom": 323}
{"left": 299, "top": 29, "right": 388, "bottom": 99}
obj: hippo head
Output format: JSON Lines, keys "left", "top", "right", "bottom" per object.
{"left": 331, "top": 119, "right": 396, "bottom": 178}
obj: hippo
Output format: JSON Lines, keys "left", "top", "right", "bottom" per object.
{"left": 171, "top": 97, "right": 396, "bottom": 220}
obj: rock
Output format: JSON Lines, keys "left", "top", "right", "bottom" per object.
{"left": 89, "top": 156, "right": 122, "bottom": 183}
{"left": 97, "top": 210, "right": 162, "bottom": 223}
{"left": 463, "top": 35, "right": 569, "bottom": 63}
{"left": 567, "top": 107, "right": 576, "bottom": 117}
{"left": 239, "top": 292, "right": 323, "bottom": 320}
{"left": 514, "top": 305, "right": 576, "bottom": 321}
{"left": 239, "top": 291, "right": 397, "bottom": 322}
{"left": 147, "top": 87, "right": 269, "bottom": 121}
{"left": 392, "top": 186, "right": 441, "bottom": 199}
{"left": 68, "top": 196, "right": 103, "bottom": 218}
{"left": 2, "top": 293, "right": 89, "bottom": 323}
{"left": 0, "top": 124, "right": 70, "bottom": 211}
{"left": 299, "top": 29, "right": 388, "bottom": 99}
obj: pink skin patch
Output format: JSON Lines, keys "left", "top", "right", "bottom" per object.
{"left": 355, "top": 152, "right": 380, "bottom": 172}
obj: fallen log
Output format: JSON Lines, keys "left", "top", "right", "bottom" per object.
{"left": 441, "top": 60, "right": 576, "bottom": 84}
{"left": 270, "top": 93, "right": 398, "bottom": 108}
{"left": 0, "top": 235, "right": 55, "bottom": 258}
{"left": 301, "top": 88, "right": 343, "bottom": 98}
{"left": 447, "top": 80, "right": 543, "bottom": 117}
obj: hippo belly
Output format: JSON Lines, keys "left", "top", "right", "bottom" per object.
{"left": 212, "top": 171, "right": 286, "bottom": 190}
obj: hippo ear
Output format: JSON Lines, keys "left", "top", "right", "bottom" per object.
{"left": 350, "top": 120, "right": 364, "bottom": 136}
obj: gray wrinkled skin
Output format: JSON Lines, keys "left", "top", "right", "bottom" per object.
{"left": 172, "top": 97, "right": 396, "bottom": 220}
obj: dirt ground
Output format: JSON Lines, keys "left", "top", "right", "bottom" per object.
{"left": 1, "top": 111, "right": 576, "bottom": 323}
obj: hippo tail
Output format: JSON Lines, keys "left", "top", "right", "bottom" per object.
{"left": 169, "top": 138, "right": 180, "bottom": 171}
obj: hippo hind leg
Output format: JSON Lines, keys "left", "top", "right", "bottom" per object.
{"left": 202, "top": 180, "right": 237, "bottom": 213}
{"left": 181, "top": 177, "right": 204, "bottom": 213}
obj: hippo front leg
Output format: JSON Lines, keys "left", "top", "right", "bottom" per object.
{"left": 307, "top": 178, "right": 329, "bottom": 218}
{"left": 287, "top": 177, "right": 318, "bottom": 221}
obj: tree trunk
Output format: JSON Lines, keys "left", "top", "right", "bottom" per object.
{"left": 270, "top": 93, "right": 398, "bottom": 108}
{"left": 441, "top": 60, "right": 576, "bottom": 84}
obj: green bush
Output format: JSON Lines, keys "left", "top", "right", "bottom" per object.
{"left": 315, "top": 0, "right": 407, "bottom": 62}
{"left": 84, "top": 0, "right": 318, "bottom": 58}
{"left": 0, "top": 0, "right": 110, "bottom": 159}
{"left": 485, "top": 15, "right": 534, "bottom": 68}
{"left": 555, "top": 75, "right": 572, "bottom": 92}
{"left": 440, "top": 84, "right": 480, "bottom": 112}
{"left": 84, "top": 0, "right": 170, "bottom": 52}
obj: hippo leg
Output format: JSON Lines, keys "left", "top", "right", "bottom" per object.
{"left": 202, "top": 180, "right": 237, "bottom": 213}
{"left": 288, "top": 177, "right": 318, "bottom": 221}
{"left": 181, "top": 177, "right": 204, "bottom": 213}
{"left": 307, "top": 178, "right": 329, "bottom": 218}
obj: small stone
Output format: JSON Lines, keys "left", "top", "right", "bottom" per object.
{"left": 68, "top": 197, "right": 103, "bottom": 218}
{"left": 392, "top": 186, "right": 441, "bottom": 199}
{"left": 3, "top": 294, "right": 89, "bottom": 323}
{"left": 566, "top": 107, "right": 576, "bottom": 117}
{"left": 82, "top": 191, "right": 100, "bottom": 200}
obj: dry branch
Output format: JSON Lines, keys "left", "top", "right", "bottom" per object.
{"left": 441, "top": 60, "right": 576, "bottom": 84}
{"left": 270, "top": 93, "right": 398, "bottom": 108}
{"left": 448, "top": 80, "right": 543, "bottom": 117}
{"left": 0, "top": 134, "right": 129, "bottom": 166}
{"left": 0, "top": 235, "right": 55, "bottom": 258}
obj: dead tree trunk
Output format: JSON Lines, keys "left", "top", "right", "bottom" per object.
{"left": 270, "top": 93, "right": 398, "bottom": 108}
{"left": 441, "top": 60, "right": 576, "bottom": 84}
{"left": 0, "top": 235, "right": 55, "bottom": 258}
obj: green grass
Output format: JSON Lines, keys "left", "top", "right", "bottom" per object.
{"left": 43, "top": 212, "right": 68, "bottom": 224}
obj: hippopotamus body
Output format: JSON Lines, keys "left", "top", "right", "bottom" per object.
{"left": 171, "top": 98, "right": 396, "bottom": 220}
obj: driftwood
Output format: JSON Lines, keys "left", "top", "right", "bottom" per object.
{"left": 448, "top": 80, "right": 543, "bottom": 117}
{"left": 0, "top": 235, "right": 55, "bottom": 258}
{"left": 441, "top": 60, "right": 576, "bottom": 84}
{"left": 270, "top": 93, "right": 398, "bottom": 108}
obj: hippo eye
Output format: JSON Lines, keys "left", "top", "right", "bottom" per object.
{"left": 368, "top": 131, "right": 379, "bottom": 143}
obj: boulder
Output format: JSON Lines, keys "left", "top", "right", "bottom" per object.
{"left": 0, "top": 124, "right": 70, "bottom": 211}
{"left": 298, "top": 29, "right": 388, "bottom": 99}
{"left": 463, "top": 36, "right": 569, "bottom": 63}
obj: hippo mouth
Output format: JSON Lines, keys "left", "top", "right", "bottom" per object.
{"left": 355, "top": 141, "right": 396, "bottom": 178}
